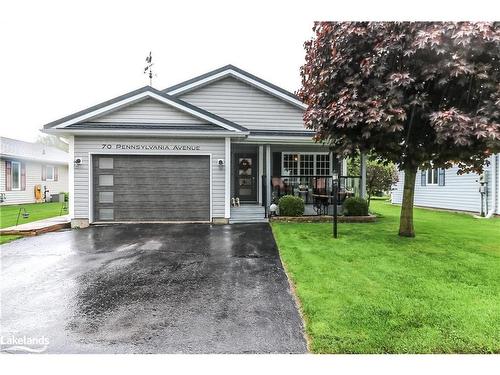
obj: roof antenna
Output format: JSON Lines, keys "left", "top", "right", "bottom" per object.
{"left": 144, "top": 51, "right": 155, "bottom": 86}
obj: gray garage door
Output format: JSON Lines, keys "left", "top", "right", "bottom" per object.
{"left": 93, "top": 155, "right": 210, "bottom": 222}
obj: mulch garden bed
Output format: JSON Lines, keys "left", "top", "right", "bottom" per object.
{"left": 269, "top": 215, "right": 377, "bottom": 223}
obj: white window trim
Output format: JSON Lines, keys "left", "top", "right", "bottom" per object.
{"left": 11, "top": 161, "right": 21, "bottom": 190}
{"left": 281, "top": 152, "right": 331, "bottom": 176}
{"left": 427, "top": 168, "right": 439, "bottom": 185}
{"left": 45, "top": 165, "right": 55, "bottom": 182}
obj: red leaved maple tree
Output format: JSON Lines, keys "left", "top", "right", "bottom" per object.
{"left": 298, "top": 22, "right": 500, "bottom": 237}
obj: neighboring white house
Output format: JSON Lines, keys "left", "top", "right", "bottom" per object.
{"left": 42, "top": 64, "right": 366, "bottom": 227}
{"left": 391, "top": 154, "right": 499, "bottom": 216}
{"left": 0, "top": 137, "right": 69, "bottom": 205}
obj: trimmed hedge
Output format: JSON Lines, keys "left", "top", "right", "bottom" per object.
{"left": 278, "top": 195, "right": 305, "bottom": 217}
{"left": 343, "top": 197, "right": 369, "bottom": 216}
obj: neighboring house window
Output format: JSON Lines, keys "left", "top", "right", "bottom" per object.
{"left": 427, "top": 168, "right": 438, "bottom": 185}
{"left": 4, "top": 160, "right": 25, "bottom": 191}
{"left": 42, "top": 165, "right": 58, "bottom": 182}
{"left": 282, "top": 153, "right": 331, "bottom": 176}
{"left": 11, "top": 161, "right": 21, "bottom": 190}
{"left": 46, "top": 165, "right": 54, "bottom": 181}
{"left": 421, "top": 168, "right": 445, "bottom": 186}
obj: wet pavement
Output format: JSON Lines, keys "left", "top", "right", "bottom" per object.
{"left": 0, "top": 224, "right": 306, "bottom": 353}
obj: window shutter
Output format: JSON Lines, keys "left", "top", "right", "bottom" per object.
{"left": 21, "top": 162, "right": 26, "bottom": 190}
{"left": 54, "top": 166, "right": 58, "bottom": 181}
{"left": 438, "top": 168, "right": 445, "bottom": 186}
{"left": 41, "top": 165, "right": 46, "bottom": 181}
{"left": 5, "top": 161, "right": 12, "bottom": 191}
{"left": 420, "top": 170, "right": 426, "bottom": 186}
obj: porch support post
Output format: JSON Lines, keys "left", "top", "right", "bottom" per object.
{"left": 360, "top": 152, "right": 367, "bottom": 199}
{"left": 224, "top": 137, "right": 231, "bottom": 219}
{"left": 68, "top": 135, "right": 75, "bottom": 219}
{"left": 497, "top": 154, "right": 500, "bottom": 215}
{"left": 265, "top": 144, "right": 271, "bottom": 208}
{"left": 258, "top": 145, "right": 263, "bottom": 205}
{"left": 329, "top": 151, "right": 334, "bottom": 174}
{"left": 342, "top": 158, "right": 348, "bottom": 176}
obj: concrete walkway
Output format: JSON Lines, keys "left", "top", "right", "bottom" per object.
{"left": 0, "top": 215, "right": 70, "bottom": 235}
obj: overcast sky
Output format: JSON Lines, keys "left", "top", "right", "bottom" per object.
{"left": 1, "top": 1, "right": 494, "bottom": 142}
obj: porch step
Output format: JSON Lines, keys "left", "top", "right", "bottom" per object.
{"left": 229, "top": 218, "right": 269, "bottom": 224}
{"left": 230, "top": 205, "right": 267, "bottom": 224}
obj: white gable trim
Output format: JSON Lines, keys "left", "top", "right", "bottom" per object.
{"left": 53, "top": 91, "right": 243, "bottom": 132}
{"left": 166, "top": 69, "right": 307, "bottom": 109}
{"left": 242, "top": 135, "right": 317, "bottom": 144}
{"left": 44, "top": 128, "right": 248, "bottom": 138}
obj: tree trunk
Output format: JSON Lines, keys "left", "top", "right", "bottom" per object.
{"left": 398, "top": 167, "right": 417, "bottom": 237}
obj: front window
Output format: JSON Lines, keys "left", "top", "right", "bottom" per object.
{"left": 11, "top": 161, "right": 21, "bottom": 190}
{"left": 46, "top": 165, "right": 55, "bottom": 181}
{"left": 282, "top": 153, "right": 331, "bottom": 176}
{"left": 300, "top": 154, "right": 314, "bottom": 175}
{"left": 316, "top": 154, "right": 331, "bottom": 175}
{"left": 282, "top": 153, "right": 299, "bottom": 176}
{"left": 427, "top": 168, "right": 438, "bottom": 185}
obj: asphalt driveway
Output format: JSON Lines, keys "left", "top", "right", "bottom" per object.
{"left": 0, "top": 224, "right": 306, "bottom": 354}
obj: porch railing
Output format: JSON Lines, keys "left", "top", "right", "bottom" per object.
{"left": 270, "top": 175, "right": 361, "bottom": 205}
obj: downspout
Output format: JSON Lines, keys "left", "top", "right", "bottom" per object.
{"left": 485, "top": 154, "right": 497, "bottom": 218}
{"left": 68, "top": 135, "right": 75, "bottom": 220}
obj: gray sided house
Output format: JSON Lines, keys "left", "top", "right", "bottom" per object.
{"left": 43, "top": 65, "right": 362, "bottom": 227}
{"left": 1, "top": 137, "right": 69, "bottom": 205}
{"left": 391, "top": 154, "right": 500, "bottom": 216}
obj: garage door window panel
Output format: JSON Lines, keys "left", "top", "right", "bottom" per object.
{"left": 99, "top": 208, "right": 114, "bottom": 220}
{"left": 45, "top": 166, "right": 55, "bottom": 181}
{"left": 99, "top": 175, "right": 114, "bottom": 186}
{"left": 99, "top": 192, "right": 114, "bottom": 203}
{"left": 99, "top": 158, "right": 114, "bottom": 169}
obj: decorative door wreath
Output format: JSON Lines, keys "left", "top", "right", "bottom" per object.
{"left": 239, "top": 159, "right": 251, "bottom": 171}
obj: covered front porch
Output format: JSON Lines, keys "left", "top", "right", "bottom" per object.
{"left": 228, "top": 141, "right": 366, "bottom": 222}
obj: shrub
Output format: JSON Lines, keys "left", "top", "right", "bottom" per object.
{"left": 278, "top": 195, "right": 305, "bottom": 217}
{"left": 343, "top": 197, "right": 368, "bottom": 216}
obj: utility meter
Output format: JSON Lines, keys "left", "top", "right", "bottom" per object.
{"left": 477, "top": 172, "right": 489, "bottom": 216}
{"left": 478, "top": 171, "right": 488, "bottom": 192}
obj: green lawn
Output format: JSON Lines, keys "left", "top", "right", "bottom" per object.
{"left": 0, "top": 202, "right": 67, "bottom": 245}
{"left": 272, "top": 200, "right": 500, "bottom": 353}
{"left": 0, "top": 235, "right": 22, "bottom": 245}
